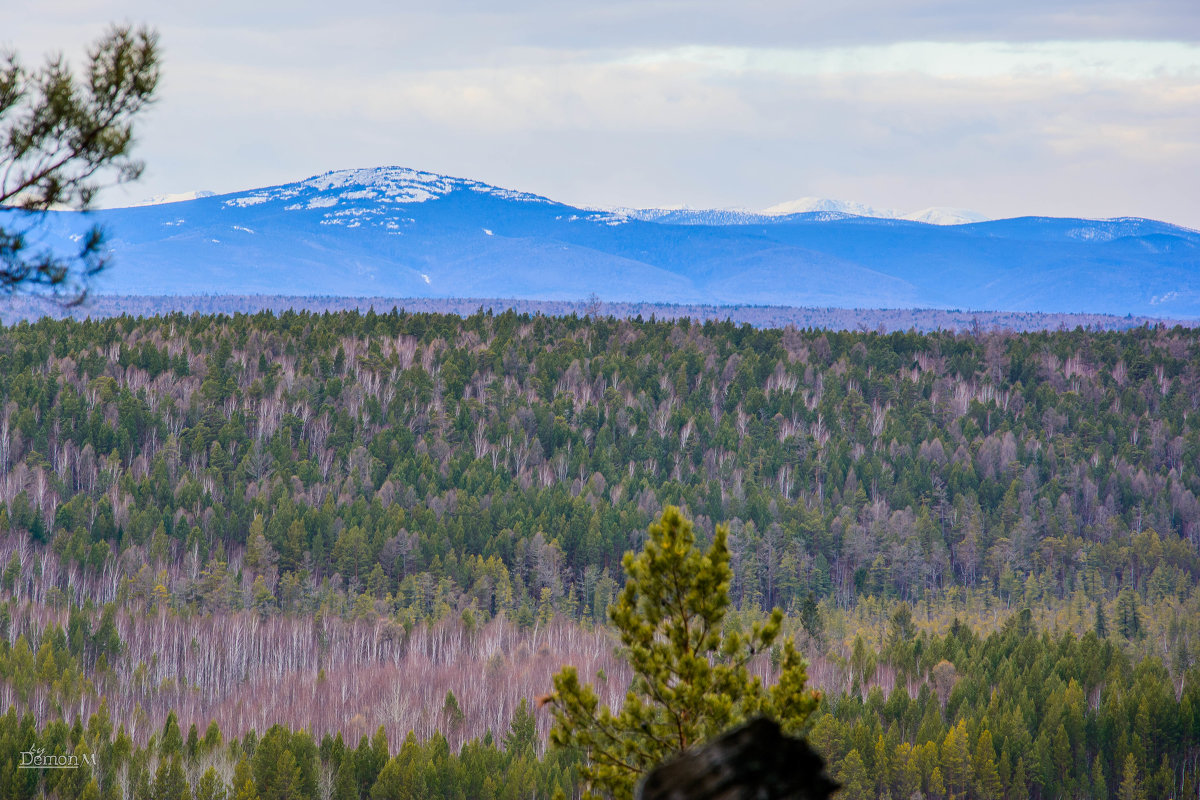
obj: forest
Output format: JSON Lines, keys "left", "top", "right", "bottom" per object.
{"left": 1, "top": 308, "right": 1199, "bottom": 798}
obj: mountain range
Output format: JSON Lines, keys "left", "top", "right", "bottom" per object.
{"left": 7, "top": 166, "right": 1199, "bottom": 316}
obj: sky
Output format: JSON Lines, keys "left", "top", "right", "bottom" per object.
{"left": 6, "top": 1, "right": 1200, "bottom": 227}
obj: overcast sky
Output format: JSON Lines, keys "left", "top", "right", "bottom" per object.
{"left": 7, "top": 1, "right": 1200, "bottom": 226}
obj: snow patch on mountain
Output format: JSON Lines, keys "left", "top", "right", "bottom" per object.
{"left": 130, "top": 190, "right": 216, "bottom": 206}
{"left": 764, "top": 197, "right": 898, "bottom": 218}
{"left": 1064, "top": 218, "right": 1165, "bottom": 242}
{"left": 210, "top": 167, "right": 558, "bottom": 237}
{"left": 902, "top": 207, "right": 991, "bottom": 225}
{"left": 764, "top": 198, "right": 990, "bottom": 225}
{"left": 228, "top": 195, "right": 271, "bottom": 208}
{"left": 590, "top": 207, "right": 790, "bottom": 226}
{"left": 227, "top": 167, "right": 555, "bottom": 211}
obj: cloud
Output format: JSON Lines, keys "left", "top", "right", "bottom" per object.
{"left": 7, "top": 1, "right": 1200, "bottom": 228}
{"left": 627, "top": 41, "right": 1200, "bottom": 81}
{"left": 10, "top": 1, "right": 1199, "bottom": 66}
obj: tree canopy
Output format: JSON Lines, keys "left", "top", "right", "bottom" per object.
{"left": 1, "top": 311, "right": 1200, "bottom": 797}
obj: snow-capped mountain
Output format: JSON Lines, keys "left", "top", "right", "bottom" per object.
{"left": 901, "top": 207, "right": 991, "bottom": 225}
{"left": 220, "top": 166, "right": 554, "bottom": 212}
{"left": 763, "top": 197, "right": 899, "bottom": 219}
{"left": 763, "top": 197, "right": 990, "bottom": 225}
{"left": 12, "top": 166, "right": 1199, "bottom": 316}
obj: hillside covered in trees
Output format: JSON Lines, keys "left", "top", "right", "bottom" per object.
{"left": 2, "top": 309, "right": 1200, "bottom": 798}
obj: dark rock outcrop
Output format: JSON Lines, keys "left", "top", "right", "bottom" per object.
{"left": 637, "top": 717, "right": 839, "bottom": 800}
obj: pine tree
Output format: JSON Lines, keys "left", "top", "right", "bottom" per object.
{"left": 202, "top": 721, "right": 223, "bottom": 754}
{"left": 195, "top": 767, "right": 228, "bottom": 800}
{"left": 1090, "top": 755, "right": 1107, "bottom": 800}
{"left": 548, "top": 506, "right": 820, "bottom": 799}
{"left": 800, "top": 591, "right": 825, "bottom": 646}
{"left": 1095, "top": 600, "right": 1109, "bottom": 638}
{"left": 928, "top": 765, "right": 946, "bottom": 799}
{"left": 252, "top": 727, "right": 302, "bottom": 800}
{"left": 503, "top": 698, "right": 538, "bottom": 757}
{"left": 972, "top": 728, "right": 1002, "bottom": 800}
{"left": 332, "top": 755, "right": 357, "bottom": 800}
{"left": 1010, "top": 758, "right": 1029, "bottom": 800}
{"left": 368, "top": 727, "right": 390, "bottom": 789}
{"left": 369, "top": 757, "right": 408, "bottom": 800}
{"left": 185, "top": 723, "right": 200, "bottom": 763}
{"left": 152, "top": 755, "right": 189, "bottom": 800}
{"left": 1051, "top": 723, "right": 1073, "bottom": 796}
{"left": 873, "top": 733, "right": 893, "bottom": 796}
{"left": 893, "top": 742, "right": 921, "bottom": 800}
{"left": 1149, "top": 754, "right": 1174, "bottom": 800}
{"left": 1118, "top": 753, "right": 1146, "bottom": 800}
{"left": 837, "top": 748, "right": 872, "bottom": 800}
{"left": 159, "top": 711, "right": 184, "bottom": 759}
{"left": 370, "top": 733, "right": 426, "bottom": 800}
{"left": 1116, "top": 588, "right": 1142, "bottom": 640}
{"left": 0, "top": 25, "right": 160, "bottom": 302}
{"left": 442, "top": 690, "right": 465, "bottom": 731}
{"left": 232, "top": 759, "right": 260, "bottom": 800}
{"left": 915, "top": 700, "right": 944, "bottom": 746}
{"left": 940, "top": 719, "right": 973, "bottom": 798}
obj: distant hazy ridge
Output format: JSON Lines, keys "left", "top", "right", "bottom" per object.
{"left": 2, "top": 294, "right": 1191, "bottom": 332}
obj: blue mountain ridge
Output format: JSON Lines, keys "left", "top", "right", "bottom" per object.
{"left": 5, "top": 166, "right": 1198, "bottom": 316}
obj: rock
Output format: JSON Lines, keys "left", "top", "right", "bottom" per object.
{"left": 636, "top": 717, "right": 838, "bottom": 800}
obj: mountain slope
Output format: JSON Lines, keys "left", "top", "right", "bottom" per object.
{"left": 7, "top": 166, "right": 1199, "bottom": 316}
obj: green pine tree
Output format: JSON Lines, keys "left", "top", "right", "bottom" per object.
{"left": 940, "top": 719, "right": 973, "bottom": 798}
{"left": 159, "top": 711, "right": 184, "bottom": 759}
{"left": 800, "top": 591, "right": 824, "bottom": 646}
{"left": 0, "top": 25, "right": 160, "bottom": 301}
{"left": 972, "top": 728, "right": 1003, "bottom": 800}
{"left": 152, "top": 755, "right": 189, "bottom": 800}
{"left": 232, "top": 759, "right": 260, "bottom": 800}
{"left": 548, "top": 506, "right": 820, "bottom": 799}
{"left": 251, "top": 727, "right": 301, "bottom": 800}
{"left": 504, "top": 698, "right": 538, "bottom": 757}
{"left": 1119, "top": 753, "right": 1146, "bottom": 800}
{"left": 1090, "top": 755, "right": 1107, "bottom": 800}
{"left": 1149, "top": 754, "right": 1174, "bottom": 800}
{"left": 1116, "top": 588, "right": 1142, "bottom": 640}
{"left": 332, "top": 754, "right": 357, "bottom": 800}
{"left": 195, "top": 766, "right": 228, "bottom": 800}
{"left": 837, "top": 748, "right": 872, "bottom": 800}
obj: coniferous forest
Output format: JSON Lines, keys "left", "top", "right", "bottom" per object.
{"left": 2, "top": 308, "right": 1200, "bottom": 798}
